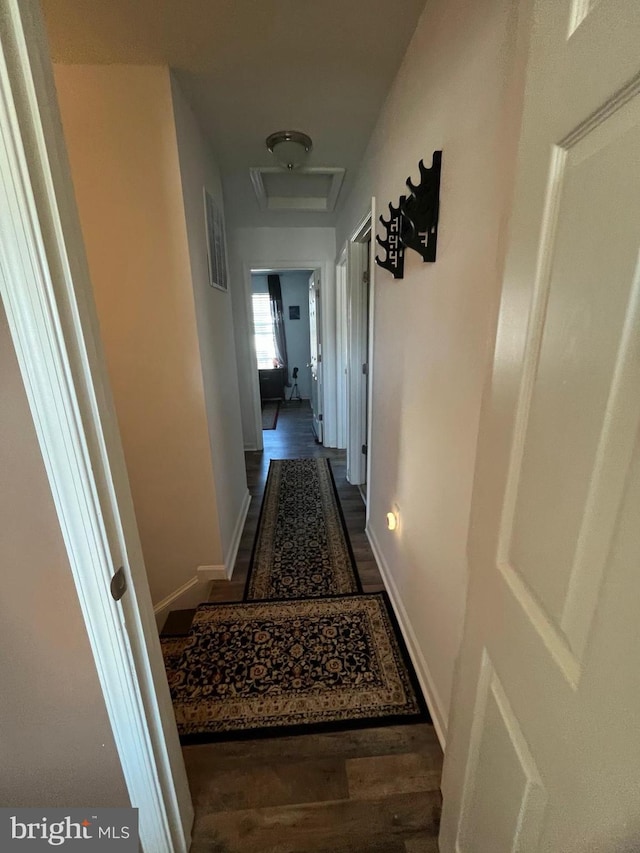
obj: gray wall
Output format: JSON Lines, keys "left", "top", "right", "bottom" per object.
{"left": 171, "top": 74, "right": 249, "bottom": 564}
{"left": 0, "top": 303, "right": 128, "bottom": 807}
{"left": 334, "top": 0, "right": 530, "bottom": 735}
{"left": 251, "top": 271, "right": 312, "bottom": 400}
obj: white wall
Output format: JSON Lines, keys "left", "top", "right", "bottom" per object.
{"left": 228, "top": 227, "right": 336, "bottom": 449}
{"left": 0, "top": 302, "right": 128, "bottom": 807}
{"left": 170, "top": 75, "right": 249, "bottom": 570}
{"left": 54, "top": 65, "right": 222, "bottom": 609}
{"left": 251, "top": 271, "right": 312, "bottom": 400}
{"left": 336, "top": 0, "right": 529, "bottom": 740}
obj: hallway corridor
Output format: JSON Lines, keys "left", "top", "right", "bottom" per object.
{"left": 209, "top": 401, "right": 385, "bottom": 605}
{"left": 176, "top": 401, "right": 443, "bottom": 853}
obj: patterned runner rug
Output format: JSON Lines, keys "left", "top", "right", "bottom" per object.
{"left": 162, "top": 593, "right": 429, "bottom": 743}
{"left": 244, "top": 458, "right": 361, "bottom": 600}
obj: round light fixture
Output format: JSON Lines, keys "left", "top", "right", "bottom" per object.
{"left": 266, "top": 130, "right": 313, "bottom": 170}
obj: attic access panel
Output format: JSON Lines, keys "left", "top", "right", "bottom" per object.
{"left": 250, "top": 166, "right": 345, "bottom": 212}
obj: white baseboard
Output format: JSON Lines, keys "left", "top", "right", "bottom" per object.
{"left": 197, "top": 489, "right": 251, "bottom": 584}
{"left": 197, "top": 564, "right": 227, "bottom": 580}
{"left": 153, "top": 576, "right": 212, "bottom": 631}
{"left": 244, "top": 442, "right": 259, "bottom": 451}
{"left": 366, "top": 523, "right": 448, "bottom": 750}
{"left": 224, "top": 489, "right": 251, "bottom": 579}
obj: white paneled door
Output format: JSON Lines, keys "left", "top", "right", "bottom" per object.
{"left": 309, "top": 270, "right": 323, "bottom": 443}
{"left": 440, "top": 1, "right": 640, "bottom": 851}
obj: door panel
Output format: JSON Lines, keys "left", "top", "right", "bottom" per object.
{"left": 509, "top": 103, "right": 640, "bottom": 629}
{"left": 440, "top": 1, "right": 640, "bottom": 851}
{"left": 458, "top": 655, "right": 547, "bottom": 853}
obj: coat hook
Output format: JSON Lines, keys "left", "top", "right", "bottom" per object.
{"left": 400, "top": 151, "right": 442, "bottom": 263}
{"left": 375, "top": 196, "right": 406, "bottom": 280}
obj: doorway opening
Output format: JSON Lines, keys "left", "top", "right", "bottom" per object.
{"left": 345, "top": 208, "right": 374, "bottom": 506}
{"left": 250, "top": 268, "right": 316, "bottom": 437}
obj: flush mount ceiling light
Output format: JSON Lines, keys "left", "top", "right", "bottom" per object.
{"left": 266, "top": 130, "right": 313, "bottom": 170}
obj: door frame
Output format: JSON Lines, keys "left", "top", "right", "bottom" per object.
{"left": 336, "top": 247, "right": 349, "bottom": 449}
{"left": 243, "top": 259, "right": 332, "bottom": 449}
{"left": 308, "top": 269, "right": 324, "bottom": 442}
{"left": 345, "top": 202, "right": 376, "bottom": 518}
{"left": 0, "top": 3, "right": 192, "bottom": 850}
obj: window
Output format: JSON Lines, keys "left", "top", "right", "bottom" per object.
{"left": 252, "top": 293, "right": 277, "bottom": 369}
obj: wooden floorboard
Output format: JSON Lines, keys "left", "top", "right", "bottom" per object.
{"left": 184, "top": 402, "right": 442, "bottom": 852}
{"left": 190, "top": 790, "right": 441, "bottom": 853}
{"left": 184, "top": 723, "right": 442, "bottom": 769}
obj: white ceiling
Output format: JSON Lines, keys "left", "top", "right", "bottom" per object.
{"left": 42, "top": 0, "right": 427, "bottom": 227}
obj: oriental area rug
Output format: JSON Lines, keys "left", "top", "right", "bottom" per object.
{"left": 244, "top": 458, "right": 361, "bottom": 600}
{"left": 164, "top": 593, "right": 427, "bottom": 742}
{"left": 161, "top": 458, "right": 430, "bottom": 742}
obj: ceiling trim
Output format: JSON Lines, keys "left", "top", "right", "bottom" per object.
{"left": 249, "top": 166, "right": 345, "bottom": 213}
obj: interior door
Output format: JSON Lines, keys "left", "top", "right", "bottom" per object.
{"left": 308, "top": 270, "right": 323, "bottom": 443}
{"left": 346, "top": 238, "right": 370, "bottom": 486}
{"left": 0, "top": 2, "right": 193, "bottom": 848}
{"left": 361, "top": 240, "right": 371, "bottom": 493}
{"left": 440, "top": 2, "right": 640, "bottom": 852}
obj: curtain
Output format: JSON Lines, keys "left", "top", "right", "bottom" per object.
{"left": 267, "top": 274, "right": 290, "bottom": 385}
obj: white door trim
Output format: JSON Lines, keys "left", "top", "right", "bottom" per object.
{"left": 242, "top": 262, "right": 266, "bottom": 452}
{"left": 336, "top": 247, "right": 348, "bottom": 449}
{"left": 352, "top": 209, "right": 374, "bottom": 243}
{"left": 346, "top": 202, "right": 375, "bottom": 514}
{"left": 365, "top": 199, "right": 376, "bottom": 525}
{"left": 245, "top": 259, "right": 334, "bottom": 447}
{"left": 0, "top": 3, "right": 192, "bottom": 850}
{"left": 346, "top": 240, "right": 368, "bottom": 485}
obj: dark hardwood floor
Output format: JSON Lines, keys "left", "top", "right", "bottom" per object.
{"left": 208, "top": 400, "right": 385, "bottom": 604}
{"left": 182, "top": 401, "right": 443, "bottom": 853}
